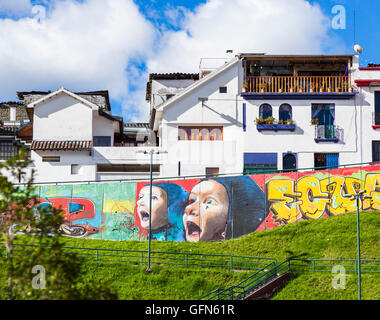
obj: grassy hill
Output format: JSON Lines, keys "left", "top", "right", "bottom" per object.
{"left": 5, "top": 210, "right": 380, "bottom": 299}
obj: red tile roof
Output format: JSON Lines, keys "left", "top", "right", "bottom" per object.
{"left": 31, "top": 140, "right": 92, "bottom": 151}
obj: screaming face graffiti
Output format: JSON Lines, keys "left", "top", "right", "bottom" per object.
{"left": 11, "top": 165, "right": 380, "bottom": 242}
{"left": 183, "top": 180, "right": 230, "bottom": 242}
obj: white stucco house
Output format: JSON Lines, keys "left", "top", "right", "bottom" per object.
{"left": 151, "top": 53, "right": 380, "bottom": 177}
{"left": 15, "top": 88, "right": 162, "bottom": 183}
{"left": 5, "top": 52, "right": 380, "bottom": 184}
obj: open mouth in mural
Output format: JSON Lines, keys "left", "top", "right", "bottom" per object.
{"left": 139, "top": 209, "right": 150, "bottom": 222}
{"left": 186, "top": 221, "right": 201, "bottom": 238}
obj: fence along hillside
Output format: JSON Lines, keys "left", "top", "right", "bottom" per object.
{"left": 12, "top": 162, "right": 380, "bottom": 242}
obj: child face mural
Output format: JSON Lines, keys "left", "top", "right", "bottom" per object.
{"left": 137, "top": 185, "right": 169, "bottom": 230}
{"left": 183, "top": 180, "right": 230, "bottom": 242}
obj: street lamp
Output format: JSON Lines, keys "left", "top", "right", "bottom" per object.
{"left": 136, "top": 149, "right": 167, "bottom": 274}
{"left": 350, "top": 189, "right": 371, "bottom": 300}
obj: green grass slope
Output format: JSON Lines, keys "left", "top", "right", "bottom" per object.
{"left": 6, "top": 211, "right": 380, "bottom": 299}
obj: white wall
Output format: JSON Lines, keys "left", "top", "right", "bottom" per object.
{"left": 161, "top": 62, "right": 243, "bottom": 177}
{"left": 92, "top": 111, "right": 115, "bottom": 145}
{"left": 33, "top": 93, "right": 93, "bottom": 141}
{"left": 151, "top": 79, "right": 198, "bottom": 109}
{"left": 31, "top": 150, "right": 96, "bottom": 183}
{"left": 242, "top": 98, "right": 359, "bottom": 170}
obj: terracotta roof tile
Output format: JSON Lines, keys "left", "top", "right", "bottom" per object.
{"left": 31, "top": 140, "right": 92, "bottom": 151}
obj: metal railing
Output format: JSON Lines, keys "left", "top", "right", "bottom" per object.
{"left": 12, "top": 161, "right": 380, "bottom": 187}
{"left": 247, "top": 76, "right": 351, "bottom": 93}
{"left": 314, "top": 124, "right": 344, "bottom": 141}
{"left": 198, "top": 258, "right": 380, "bottom": 300}
{"left": 0, "top": 242, "right": 276, "bottom": 271}
{"left": 289, "top": 258, "right": 380, "bottom": 274}
{"left": 199, "top": 259, "right": 291, "bottom": 300}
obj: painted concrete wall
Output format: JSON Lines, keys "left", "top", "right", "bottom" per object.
{"left": 21, "top": 163, "right": 380, "bottom": 241}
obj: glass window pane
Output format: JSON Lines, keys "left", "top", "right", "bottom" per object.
{"left": 201, "top": 128, "right": 209, "bottom": 140}
{"left": 279, "top": 104, "right": 292, "bottom": 121}
{"left": 191, "top": 128, "right": 200, "bottom": 140}
{"left": 259, "top": 104, "right": 272, "bottom": 119}
{"left": 178, "top": 127, "right": 186, "bottom": 140}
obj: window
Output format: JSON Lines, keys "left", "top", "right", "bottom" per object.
{"left": 97, "top": 164, "right": 160, "bottom": 173}
{"left": 71, "top": 164, "right": 81, "bottom": 175}
{"left": 314, "top": 153, "right": 338, "bottom": 170}
{"left": 243, "top": 153, "right": 277, "bottom": 174}
{"left": 375, "top": 92, "right": 380, "bottom": 125}
{"left": 259, "top": 104, "right": 272, "bottom": 119}
{"left": 205, "top": 167, "right": 219, "bottom": 177}
{"left": 279, "top": 104, "right": 292, "bottom": 121}
{"left": 372, "top": 141, "right": 380, "bottom": 162}
{"left": 311, "top": 104, "right": 335, "bottom": 125}
{"left": 0, "top": 140, "right": 18, "bottom": 160}
{"left": 93, "top": 136, "right": 111, "bottom": 146}
{"left": 178, "top": 126, "right": 223, "bottom": 141}
{"left": 219, "top": 86, "right": 227, "bottom": 93}
{"left": 42, "top": 156, "right": 60, "bottom": 162}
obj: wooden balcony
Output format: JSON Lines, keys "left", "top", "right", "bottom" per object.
{"left": 245, "top": 76, "right": 351, "bottom": 93}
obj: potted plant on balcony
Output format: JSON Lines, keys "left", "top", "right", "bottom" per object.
{"left": 286, "top": 119, "right": 294, "bottom": 125}
{"left": 310, "top": 118, "right": 319, "bottom": 125}
{"left": 258, "top": 83, "right": 267, "bottom": 93}
{"left": 242, "top": 82, "right": 249, "bottom": 93}
{"left": 327, "top": 86, "right": 332, "bottom": 93}
{"left": 255, "top": 117, "right": 265, "bottom": 125}
{"left": 265, "top": 116, "right": 275, "bottom": 125}
{"left": 310, "top": 84, "right": 315, "bottom": 93}
{"left": 348, "top": 84, "right": 353, "bottom": 92}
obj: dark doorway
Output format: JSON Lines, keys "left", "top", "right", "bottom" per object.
{"left": 283, "top": 153, "right": 297, "bottom": 171}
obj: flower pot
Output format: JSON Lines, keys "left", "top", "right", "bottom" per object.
{"left": 242, "top": 87, "right": 248, "bottom": 93}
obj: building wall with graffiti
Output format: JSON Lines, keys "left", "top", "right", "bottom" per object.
{"left": 18, "top": 164, "right": 380, "bottom": 242}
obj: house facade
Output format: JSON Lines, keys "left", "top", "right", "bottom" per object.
{"left": 153, "top": 53, "right": 380, "bottom": 177}
{"left": 13, "top": 88, "right": 162, "bottom": 183}
{"left": 3, "top": 52, "right": 380, "bottom": 184}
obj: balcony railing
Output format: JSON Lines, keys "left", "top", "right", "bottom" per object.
{"left": 245, "top": 76, "right": 351, "bottom": 93}
{"left": 314, "top": 125, "right": 343, "bottom": 143}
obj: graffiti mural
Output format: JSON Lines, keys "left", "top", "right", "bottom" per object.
{"left": 7, "top": 164, "right": 380, "bottom": 242}
{"left": 266, "top": 169, "right": 380, "bottom": 225}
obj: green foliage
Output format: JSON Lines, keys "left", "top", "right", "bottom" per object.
{"left": 0, "top": 149, "right": 117, "bottom": 300}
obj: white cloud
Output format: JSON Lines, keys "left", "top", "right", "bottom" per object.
{"left": 147, "top": 0, "right": 344, "bottom": 74}
{"left": 0, "top": 0, "right": 347, "bottom": 123}
{"left": 0, "top": 0, "right": 33, "bottom": 17}
{"left": 0, "top": 0, "right": 155, "bottom": 111}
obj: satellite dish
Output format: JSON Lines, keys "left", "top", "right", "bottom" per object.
{"left": 354, "top": 44, "right": 363, "bottom": 54}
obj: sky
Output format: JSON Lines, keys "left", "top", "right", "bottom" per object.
{"left": 0, "top": 0, "right": 378, "bottom": 123}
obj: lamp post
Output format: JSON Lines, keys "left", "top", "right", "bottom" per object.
{"left": 350, "top": 189, "right": 371, "bottom": 300}
{"left": 136, "top": 148, "right": 167, "bottom": 274}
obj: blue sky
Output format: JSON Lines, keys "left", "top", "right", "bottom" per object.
{"left": 0, "top": 0, "right": 378, "bottom": 122}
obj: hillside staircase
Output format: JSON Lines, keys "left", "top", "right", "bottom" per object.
{"left": 198, "top": 259, "right": 291, "bottom": 300}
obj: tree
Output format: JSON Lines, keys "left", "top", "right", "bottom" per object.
{"left": 0, "top": 148, "right": 117, "bottom": 299}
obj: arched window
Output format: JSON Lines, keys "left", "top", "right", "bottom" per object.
{"left": 259, "top": 104, "right": 272, "bottom": 119}
{"left": 279, "top": 104, "right": 292, "bottom": 121}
